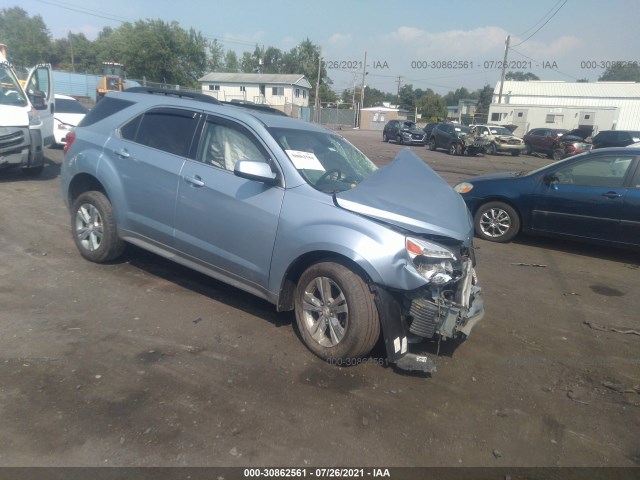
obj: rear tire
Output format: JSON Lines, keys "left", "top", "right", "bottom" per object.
{"left": 22, "top": 165, "right": 44, "bottom": 176}
{"left": 71, "top": 191, "right": 125, "bottom": 263}
{"left": 294, "top": 262, "right": 380, "bottom": 362}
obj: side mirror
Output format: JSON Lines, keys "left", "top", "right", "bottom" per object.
{"left": 29, "top": 90, "right": 46, "bottom": 109}
{"left": 234, "top": 161, "right": 278, "bottom": 185}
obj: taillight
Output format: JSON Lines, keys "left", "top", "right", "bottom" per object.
{"left": 63, "top": 131, "right": 76, "bottom": 154}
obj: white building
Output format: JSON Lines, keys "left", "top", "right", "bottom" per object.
{"left": 198, "top": 73, "right": 311, "bottom": 113}
{"left": 488, "top": 80, "right": 640, "bottom": 136}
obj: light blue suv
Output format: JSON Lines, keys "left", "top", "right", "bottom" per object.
{"left": 61, "top": 88, "right": 484, "bottom": 372}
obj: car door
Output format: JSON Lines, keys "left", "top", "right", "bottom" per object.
{"left": 104, "top": 106, "right": 200, "bottom": 247}
{"left": 529, "top": 153, "right": 635, "bottom": 242}
{"left": 24, "top": 64, "right": 54, "bottom": 146}
{"left": 619, "top": 158, "right": 640, "bottom": 246}
{"left": 435, "top": 124, "right": 452, "bottom": 148}
{"left": 174, "top": 114, "right": 284, "bottom": 291}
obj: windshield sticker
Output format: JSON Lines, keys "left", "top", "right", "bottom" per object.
{"left": 286, "top": 150, "right": 325, "bottom": 171}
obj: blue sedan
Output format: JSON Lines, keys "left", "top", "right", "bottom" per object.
{"left": 454, "top": 147, "right": 640, "bottom": 247}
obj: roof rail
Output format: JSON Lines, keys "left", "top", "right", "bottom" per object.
{"left": 220, "top": 100, "right": 288, "bottom": 116}
{"left": 124, "top": 86, "right": 221, "bottom": 105}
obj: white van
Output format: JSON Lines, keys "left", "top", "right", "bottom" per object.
{"left": 0, "top": 45, "right": 54, "bottom": 176}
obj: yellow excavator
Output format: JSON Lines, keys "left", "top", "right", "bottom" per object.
{"left": 96, "top": 61, "right": 125, "bottom": 100}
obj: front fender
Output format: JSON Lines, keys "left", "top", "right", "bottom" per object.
{"left": 268, "top": 186, "right": 427, "bottom": 296}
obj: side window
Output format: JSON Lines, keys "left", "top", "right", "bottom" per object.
{"left": 132, "top": 108, "right": 199, "bottom": 157}
{"left": 631, "top": 163, "right": 640, "bottom": 188}
{"left": 121, "top": 114, "right": 142, "bottom": 141}
{"left": 26, "top": 67, "right": 50, "bottom": 99}
{"left": 196, "top": 116, "right": 268, "bottom": 171}
{"left": 553, "top": 156, "right": 634, "bottom": 188}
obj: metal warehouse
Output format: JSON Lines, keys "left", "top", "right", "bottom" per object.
{"left": 488, "top": 80, "right": 640, "bottom": 136}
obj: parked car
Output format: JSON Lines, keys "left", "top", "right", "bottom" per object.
{"left": 61, "top": 88, "right": 484, "bottom": 372}
{"left": 422, "top": 122, "right": 439, "bottom": 138}
{"left": 592, "top": 130, "right": 640, "bottom": 149}
{"left": 428, "top": 123, "right": 471, "bottom": 155}
{"left": 471, "top": 125, "right": 525, "bottom": 156}
{"left": 382, "top": 120, "right": 426, "bottom": 145}
{"left": 522, "top": 128, "right": 569, "bottom": 156}
{"left": 549, "top": 128, "right": 592, "bottom": 161}
{"left": 53, "top": 94, "right": 89, "bottom": 146}
{"left": 454, "top": 148, "right": 640, "bottom": 248}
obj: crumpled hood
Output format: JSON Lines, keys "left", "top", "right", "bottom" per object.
{"left": 0, "top": 106, "right": 29, "bottom": 127}
{"left": 402, "top": 127, "right": 425, "bottom": 135}
{"left": 495, "top": 134, "right": 522, "bottom": 143}
{"left": 335, "top": 150, "right": 473, "bottom": 242}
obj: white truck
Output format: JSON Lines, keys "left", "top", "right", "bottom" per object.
{"left": 0, "top": 44, "right": 54, "bottom": 176}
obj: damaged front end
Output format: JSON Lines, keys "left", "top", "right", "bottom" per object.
{"left": 403, "top": 237, "right": 483, "bottom": 341}
{"left": 376, "top": 237, "right": 484, "bottom": 373}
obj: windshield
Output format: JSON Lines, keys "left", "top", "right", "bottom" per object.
{"left": 0, "top": 62, "right": 28, "bottom": 107}
{"left": 402, "top": 121, "right": 417, "bottom": 129}
{"left": 269, "top": 127, "right": 378, "bottom": 192}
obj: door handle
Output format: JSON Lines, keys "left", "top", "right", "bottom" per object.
{"left": 184, "top": 175, "right": 205, "bottom": 187}
{"left": 117, "top": 148, "right": 130, "bottom": 158}
{"left": 602, "top": 191, "right": 622, "bottom": 199}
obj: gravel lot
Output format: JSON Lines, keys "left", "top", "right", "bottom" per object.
{"left": 0, "top": 129, "right": 638, "bottom": 467}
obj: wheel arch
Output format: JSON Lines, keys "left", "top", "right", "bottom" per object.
{"left": 277, "top": 251, "right": 374, "bottom": 312}
{"left": 67, "top": 173, "right": 108, "bottom": 207}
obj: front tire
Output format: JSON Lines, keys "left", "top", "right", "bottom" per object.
{"left": 294, "top": 262, "right": 380, "bottom": 361}
{"left": 71, "top": 191, "right": 125, "bottom": 263}
{"left": 486, "top": 143, "right": 497, "bottom": 155}
{"left": 524, "top": 143, "right": 532, "bottom": 155}
{"left": 396, "top": 134, "right": 403, "bottom": 145}
{"left": 449, "top": 142, "right": 462, "bottom": 155}
{"left": 552, "top": 149, "right": 564, "bottom": 161}
{"left": 383, "top": 132, "right": 389, "bottom": 142}
{"left": 474, "top": 201, "right": 520, "bottom": 243}
{"left": 429, "top": 138, "right": 436, "bottom": 151}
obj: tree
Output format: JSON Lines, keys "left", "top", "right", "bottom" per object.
{"left": 50, "top": 33, "right": 97, "bottom": 72}
{"left": 475, "top": 84, "right": 494, "bottom": 115}
{"left": 223, "top": 50, "right": 240, "bottom": 72}
{"left": 0, "top": 7, "right": 51, "bottom": 66}
{"left": 505, "top": 71, "right": 540, "bottom": 81}
{"left": 207, "top": 39, "right": 225, "bottom": 72}
{"left": 417, "top": 93, "right": 446, "bottom": 122}
{"left": 599, "top": 63, "right": 640, "bottom": 82}
{"left": 398, "top": 84, "right": 416, "bottom": 111}
{"left": 95, "top": 20, "right": 208, "bottom": 86}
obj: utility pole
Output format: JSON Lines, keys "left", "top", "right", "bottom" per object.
{"left": 68, "top": 31, "right": 75, "bottom": 72}
{"left": 498, "top": 35, "right": 510, "bottom": 104}
{"left": 314, "top": 53, "right": 322, "bottom": 123}
{"left": 360, "top": 51, "right": 367, "bottom": 109}
{"left": 396, "top": 76, "right": 403, "bottom": 106}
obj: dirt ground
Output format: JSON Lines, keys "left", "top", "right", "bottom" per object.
{"left": 0, "top": 129, "right": 638, "bottom": 468}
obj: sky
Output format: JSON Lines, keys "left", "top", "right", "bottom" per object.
{"left": 14, "top": 0, "right": 640, "bottom": 96}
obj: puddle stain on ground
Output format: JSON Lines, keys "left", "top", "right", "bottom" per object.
{"left": 589, "top": 285, "right": 625, "bottom": 297}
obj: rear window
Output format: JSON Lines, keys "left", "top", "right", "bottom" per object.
{"left": 78, "top": 97, "right": 134, "bottom": 127}
{"left": 55, "top": 98, "right": 89, "bottom": 115}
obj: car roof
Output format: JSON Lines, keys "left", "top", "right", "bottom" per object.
{"left": 113, "top": 88, "right": 329, "bottom": 133}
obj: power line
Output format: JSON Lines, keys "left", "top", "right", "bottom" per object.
{"left": 512, "top": 0, "right": 568, "bottom": 47}
{"left": 516, "top": 0, "right": 563, "bottom": 38}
